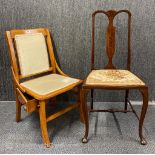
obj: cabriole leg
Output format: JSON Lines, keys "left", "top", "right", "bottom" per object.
{"left": 78, "top": 86, "right": 85, "bottom": 123}
{"left": 81, "top": 89, "right": 89, "bottom": 143}
{"left": 139, "top": 87, "right": 148, "bottom": 145}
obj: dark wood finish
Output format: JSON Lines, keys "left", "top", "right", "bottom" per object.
{"left": 124, "top": 89, "right": 129, "bottom": 112}
{"left": 81, "top": 89, "right": 89, "bottom": 143}
{"left": 91, "top": 10, "right": 131, "bottom": 70}
{"left": 6, "top": 28, "right": 85, "bottom": 147}
{"left": 139, "top": 88, "right": 148, "bottom": 145}
{"left": 82, "top": 10, "right": 148, "bottom": 145}
{"left": 90, "top": 89, "right": 94, "bottom": 110}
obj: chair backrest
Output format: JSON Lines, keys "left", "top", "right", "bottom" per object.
{"left": 6, "top": 28, "right": 56, "bottom": 81}
{"left": 91, "top": 10, "right": 131, "bottom": 70}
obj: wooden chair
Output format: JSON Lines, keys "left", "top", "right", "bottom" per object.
{"left": 81, "top": 10, "right": 148, "bottom": 145}
{"left": 6, "top": 28, "right": 85, "bottom": 147}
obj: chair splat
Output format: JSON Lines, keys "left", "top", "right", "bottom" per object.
{"left": 105, "top": 22, "right": 116, "bottom": 69}
{"left": 104, "top": 10, "right": 116, "bottom": 69}
{"left": 91, "top": 10, "right": 131, "bottom": 70}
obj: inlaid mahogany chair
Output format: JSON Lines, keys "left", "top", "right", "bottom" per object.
{"left": 6, "top": 28, "right": 85, "bottom": 147}
{"left": 81, "top": 10, "right": 148, "bottom": 145}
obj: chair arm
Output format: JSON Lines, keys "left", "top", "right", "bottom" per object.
{"left": 55, "top": 61, "right": 69, "bottom": 77}
{"left": 55, "top": 61, "right": 83, "bottom": 83}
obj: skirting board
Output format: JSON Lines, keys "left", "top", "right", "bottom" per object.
{"left": 0, "top": 100, "right": 155, "bottom": 105}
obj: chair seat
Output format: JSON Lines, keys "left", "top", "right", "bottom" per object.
{"left": 85, "top": 69, "right": 145, "bottom": 87}
{"left": 20, "top": 74, "right": 81, "bottom": 97}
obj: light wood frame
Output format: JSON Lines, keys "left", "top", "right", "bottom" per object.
{"left": 6, "top": 28, "right": 86, "bottom": 147}
{"left": 81, "top": 10, "right": 149, "bottom": 145}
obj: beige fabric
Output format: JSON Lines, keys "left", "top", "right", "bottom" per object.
{"left": 20, "top": 74, "right": 80, "bottom": 96}
{"left": 85, "top": 69, "right": 145, "bottom": 86}
{"left": 15, "top": 33, "right": 50, "bottom": 76}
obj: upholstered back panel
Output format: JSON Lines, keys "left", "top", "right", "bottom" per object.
{"left": 15, "top": 33, "right": 50, "bottom": 76}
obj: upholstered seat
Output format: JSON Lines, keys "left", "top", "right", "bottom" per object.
{"left": 85, "top": 69, "right": 145, "bottom": 87}
{"left": 21, "top": 74, "right": 80, "bottom": 96}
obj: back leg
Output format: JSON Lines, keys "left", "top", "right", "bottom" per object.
{"left": 91, "top": 89, "right": 94, "bottom": 110}
{"left": 15, "top": 93, "right": 21, "bottom": 122}
{"left": 124, "top": 89, "right": 129, "bottom": 112}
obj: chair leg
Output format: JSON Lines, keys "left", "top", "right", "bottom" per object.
{"left": 124, "top": 89, "right": 129, "bottom": 112}
{"left": 81, "top": 89, "right": 89, "bottom": 143}
{"left": 15, "top": 96, "right": 21, "bottom": 122}
{"left": 91, "top": 89, "right": 94, "bottom": 110}
{"left": 39, "top": 100, "right": 51, "bottom": 147}
{"left": 139, "top": 87, "right": 148, "bottom": 145}
{"left": 78, "top": 87, "right": 85, "bottom": 123}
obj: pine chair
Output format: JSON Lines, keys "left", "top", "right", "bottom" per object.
{"left": 81, "top": 10, "right": 148, "bottom": 145}
{"left": 6, "top": 28, "right": 86, "bottom": 147}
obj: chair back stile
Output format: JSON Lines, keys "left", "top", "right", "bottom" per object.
{"left": 6, "top": 28, "right": 56, "bottom": 81}
{"left": 91, "top": 10, "right": 131, "bottom": 70}
{"left": 6, "top": 31, "right": 20, "bottom": 82}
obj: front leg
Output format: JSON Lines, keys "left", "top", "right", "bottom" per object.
{"left": 77, "top": 86, "right": 85, "bottom": 123}
{"left": 39, "top": 100, "right": 51, "bottom": 147}
{"left": 139, "top": 87, "right": 148, "bottom": 145}
{"left": 81, "top": 88, "right": 89, "bottom": 143}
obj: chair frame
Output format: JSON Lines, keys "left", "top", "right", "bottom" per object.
{"left": 81, "top": 10, "right": 148, "bottom": 145}
{"left": 6, "top": 28, "right": 86, "bottom": 147}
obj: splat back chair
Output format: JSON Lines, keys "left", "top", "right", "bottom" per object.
{"left": 6, "top": 28, "right": 84, "bottom": 147}
{"left": 82, "top": 10, "right": 148, "bottom": 145}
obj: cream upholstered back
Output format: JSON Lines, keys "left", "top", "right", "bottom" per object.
{"left": 15, "top": 33, "right": 50, "bottom": 76}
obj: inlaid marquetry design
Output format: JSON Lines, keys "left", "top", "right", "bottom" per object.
{"left": 105, "top": 26, "right": 116, "bottom": 69}
{"left": 91, "top": 10, "right": 131, "bottom": 70}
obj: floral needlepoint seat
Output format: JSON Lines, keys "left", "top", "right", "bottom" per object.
{"left": 85, "top": 70, "right": 145, "bottom": 87}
